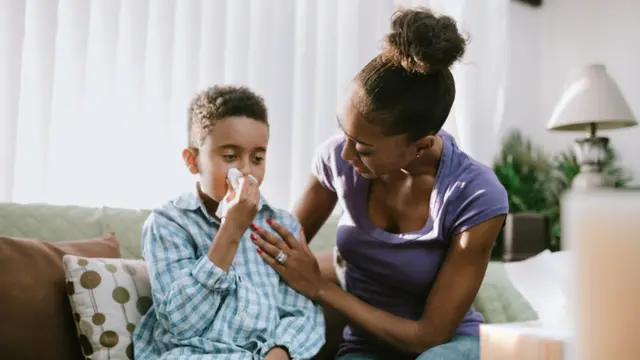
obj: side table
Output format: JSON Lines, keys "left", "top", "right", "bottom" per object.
{"left": 480, "top": 321, "right": 572, "bottom": 360}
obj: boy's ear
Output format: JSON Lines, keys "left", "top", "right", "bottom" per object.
{"left": 182, "top": 148, "right": 199, "bottom": 175}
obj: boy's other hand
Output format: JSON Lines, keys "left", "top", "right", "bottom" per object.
{"left": 225, "top": 175, "right": 260, "bottom": 233}
{"left": 264, "top": 346, "right": 291, "bottom": 360}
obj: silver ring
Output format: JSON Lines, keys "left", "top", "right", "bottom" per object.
{"left": 275, "top": 250, "right": 288, "bottom": 265}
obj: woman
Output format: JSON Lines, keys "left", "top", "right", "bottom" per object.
{"left": 251, "top": 7, "right": 508, "bottom": 360}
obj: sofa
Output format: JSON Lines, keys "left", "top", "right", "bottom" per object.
{"left": 0, "top": 202, "right": 538, "bottom": 359}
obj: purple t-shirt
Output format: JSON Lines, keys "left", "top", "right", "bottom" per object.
{"left": 312, "top": 131, "right": 509, "bottom": 357}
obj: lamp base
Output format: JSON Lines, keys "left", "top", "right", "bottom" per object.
{"left": 572, "top": 170, "right": 614, "bottom": 188}
{"left": 571, "top": 136, "right": 615, "bottom": 189}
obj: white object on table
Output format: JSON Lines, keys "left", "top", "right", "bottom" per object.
{"left": 563, "top": 189, "right": 640, "bottom": 360}
{"left": 480, "top": 321, "right": 571, "bottom": 360}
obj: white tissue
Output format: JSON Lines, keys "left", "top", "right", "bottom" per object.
{"left": 215, "top": 168, "right": 257, "bottom": 219}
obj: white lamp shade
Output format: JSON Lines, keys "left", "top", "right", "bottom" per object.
{"left": 547, "top": 64, "right": 637, "bottom": 131}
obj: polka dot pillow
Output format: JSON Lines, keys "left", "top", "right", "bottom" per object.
{"left": 63, "top": 255, "right": 152, "bottom": 360}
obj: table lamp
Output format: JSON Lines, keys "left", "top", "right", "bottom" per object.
{"left": 547, "top": 64, "right": 637, "bottom": 188}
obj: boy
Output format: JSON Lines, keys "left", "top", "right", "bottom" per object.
{"left": 133, "top": 85, "right": 325, "bottom": 359}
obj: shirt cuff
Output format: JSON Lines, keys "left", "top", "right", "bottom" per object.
{"left": 451, "top": 205, "right": 509, "bottom": 236}
{"left": 191, "top": 255, "right": 239, "bottom": 291}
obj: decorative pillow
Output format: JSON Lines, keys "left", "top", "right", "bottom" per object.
{"left": 0, "top": 234, "right": 120, "bottom": 360}
{"left": 64, "top": 256, "right": 152, "bottom": 360}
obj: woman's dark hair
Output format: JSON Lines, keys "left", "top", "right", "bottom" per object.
{"left": 187, "top": 85, "right": 268, "bottom": 147}
{"left": 353, "top": 7, "right": 467, "bottom": 141}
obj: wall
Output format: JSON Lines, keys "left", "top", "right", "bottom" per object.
{"left": 505, "top": 0, "right": 640, "bottom": 181}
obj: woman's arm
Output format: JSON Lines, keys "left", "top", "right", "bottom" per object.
{"left": 291, "top": 175, "right": 338, "bottom": 243}
{"left": 315, "top": 215, "right": 506, "bottom": 354}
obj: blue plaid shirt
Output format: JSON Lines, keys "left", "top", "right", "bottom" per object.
{"left": 133, "top": 192, "right": 325, "bottom": 360}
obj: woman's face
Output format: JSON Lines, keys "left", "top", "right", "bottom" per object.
{"left": 183, "top": 116, "right": 268, "bottom": 201}
{"left": 337, "top": 90, "right": 420, "bottom": 179}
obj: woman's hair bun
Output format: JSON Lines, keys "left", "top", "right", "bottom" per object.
{"left": 384, "top": 7, "right": 466, "bottom": 74}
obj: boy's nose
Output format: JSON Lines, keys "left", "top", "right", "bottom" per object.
{"left": 237, "top": 162, "right": 251, "bottom": 178}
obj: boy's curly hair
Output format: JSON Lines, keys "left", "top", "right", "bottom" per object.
{"left": 187, "top": 85, "right": 268, "bottom": 147}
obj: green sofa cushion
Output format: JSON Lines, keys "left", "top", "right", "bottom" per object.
{"left": 0, "top": 202, "right": 148, "bottom": 259}
{"left": 473, "top": 262, "right": 538, "bottom": 323}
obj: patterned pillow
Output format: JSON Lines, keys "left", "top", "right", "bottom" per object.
{"left": 63, "top": 255, "right": 152, "bottom": 360}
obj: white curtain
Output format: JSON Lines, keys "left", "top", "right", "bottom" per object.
{"left": 0, "top": 0, "right": 509, "bottom": 210}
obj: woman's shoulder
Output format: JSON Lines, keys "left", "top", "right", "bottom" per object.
{"left": 434, "top": 138, "right": 509, "bottom": 235}
{"left": 313, "top": 134, "right": 346, "bottom": 168}
{"left": 439, "top": 135, "right": 508, "bottom": 211}
{"left": 312, "top": 134, "right": 352, "bottom": 193}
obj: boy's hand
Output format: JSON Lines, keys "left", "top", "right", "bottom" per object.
{"left": 208, "top": 175, "right": 260, "bottom": 270}
{"left": 264, "top": 347, "right": 290, "bottom": 360}
{"left": 224, "top": 175, "right": 260, "bottom": 234}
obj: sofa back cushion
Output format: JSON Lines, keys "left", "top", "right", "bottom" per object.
{"left": 0, "top": 202, "right": 150, "bottom": 258}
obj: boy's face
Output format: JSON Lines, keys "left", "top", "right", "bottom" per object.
{"left": 183, "top": 116, "right": 269, "bottom": 202}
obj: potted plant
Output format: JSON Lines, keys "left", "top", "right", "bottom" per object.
{"left": 492, "top": 130, "right": 554, "bottom": 259}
